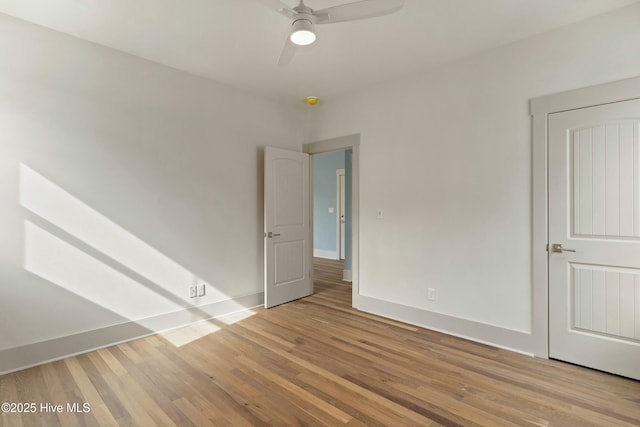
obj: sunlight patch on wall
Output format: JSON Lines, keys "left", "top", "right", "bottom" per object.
{"left": 19, "top": 164, "right": 228, "bottom": 302}
{"left": 24, "top": 221, "right": 187, "bottom": 320}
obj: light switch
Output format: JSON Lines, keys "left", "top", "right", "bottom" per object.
{"left": 328, "top": 207, "right": 335, "bottom": 213}
{"left": 377, "top": 209, "right": 384, "bottom": 219}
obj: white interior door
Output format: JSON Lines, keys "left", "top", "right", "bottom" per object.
{"left": 549, "top": 98, "right": 640, "bottom": 380}
{"left": 339, "top": 171, "right": 346, "bottom": 260}
{"left": 264, "top": 147, "right": 311, "bottom": 308}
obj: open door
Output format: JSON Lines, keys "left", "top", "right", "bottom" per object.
{"left": 264, "top": 147, "right": 312, "bottom": 308}
{"left": 338, "top": 169, "right": 346, "bottom": 260}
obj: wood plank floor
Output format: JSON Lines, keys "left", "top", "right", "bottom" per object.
{"left": 1, "top": 258, "right": 639, "bottom": 426}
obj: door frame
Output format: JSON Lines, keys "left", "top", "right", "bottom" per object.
{"left": 336, "top": 168, "right": 346, "bottom": 260}
{"left": 303, "top": 134, "right": 360, "bottom": 308}
{"left": 530, "top": 75, "right": 640, "bottom": 358}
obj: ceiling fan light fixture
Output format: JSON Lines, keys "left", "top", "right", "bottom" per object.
{"left": 290, "top": 19, "right": 316, "bottom": 46}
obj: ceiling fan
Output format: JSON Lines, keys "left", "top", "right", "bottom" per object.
{"left": 264, "top": 0, "right": 405, "bottom": 66}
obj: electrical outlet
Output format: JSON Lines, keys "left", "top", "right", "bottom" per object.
{"left": 189, "top": 286, "right": 197, "bottom": 298}
{"left": 427, "top": 288, "right": 436, "bottom": 301}
{"left": 197, "top": 284, "right": 206, "bottom": 297}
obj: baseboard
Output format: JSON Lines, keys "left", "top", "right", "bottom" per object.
{"left": 357, "top": 295, "right": 535, "bottom": 356}
{"left": 313, "top": 249, "right": 339, "bottom": 259}
{"left": 0, "top": 292, "right": 263, "bottom": 375}
{"left": 342, "top": 269, "right": 352, "bottom": 282}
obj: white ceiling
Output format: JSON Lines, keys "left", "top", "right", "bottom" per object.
{"left": 0, "top": 0, "right": 637, "bottom": 104}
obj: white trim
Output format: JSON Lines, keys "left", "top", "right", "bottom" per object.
{"left": 313, "top": 249, "right": 339, "bottom": 259}
{"left": 0, "top": 292, "right": 263, "bottom": 375}
{"left": 304, "top": 135, "right": 360, "bottom": 308}
{"left": 304, "top": 134, "right": 358, "bottom": 154}
{"left": 308, "top": 155, "right": 315, "bottom": 297}
{"left": 358, "top": 296, "right": 535, "bottom": 356}
{"left": 530, "top": 75, "right": 640, "bottom": 358}
{"left": 530, "top": 76, "right": 640, "bottom": 115}
{"left": 342, "top": 269, "right": 352, "bottom": 282}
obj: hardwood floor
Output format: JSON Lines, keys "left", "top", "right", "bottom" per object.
{"left": 1, "top": 258, "right": 639, "bottom": 426}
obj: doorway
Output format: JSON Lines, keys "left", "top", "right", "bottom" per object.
{"left": 311, "top": 151, "right": 350, "bottom": 275}
{"left": 304, "top": 135, "right": 360, "bottom": 308}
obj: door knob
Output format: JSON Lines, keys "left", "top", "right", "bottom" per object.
{"left": 551, "top": 243, "right": 576, "bottom": 253}
{"left": 267, "top": 232, "right": 281, "bottom": 238}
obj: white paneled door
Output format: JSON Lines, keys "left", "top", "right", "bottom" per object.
{"left": 264, "top": 147, "right": 312, "bottom": 308}
{"left": 339, "top": 170, "right": 346, "bottom": 260}
{"left": 549, "top": 99, "right": 640, "bottom": 380}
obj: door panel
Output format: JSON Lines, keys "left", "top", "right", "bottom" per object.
{"left": 572, "top": 264, "right": 640, "bottom": 340}
{"left": 274, "top": 240, "right": 305, "bottom": 285}
{"left": 549, "top": 99, "right": 640, "bottom": 380}
{"left": 572, "top": 121, "right": 639, "bottom": 238}
{"left": 264, "top": 147, "right": 311, "bottom": 308}
{"left": 273, "top": 158, "right": 305, "bottom": 227}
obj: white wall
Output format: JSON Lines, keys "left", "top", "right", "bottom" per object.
{"left": 0, "top": 13, "right": 303, "bottom": 372}
{"left": 307, "top": 3, "right": 640, "bottom": 352}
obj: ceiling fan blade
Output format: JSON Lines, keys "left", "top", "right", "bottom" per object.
{"left": 315, "top": 0, "right": 404, "bottom": 24}
{"left": 260, "top": 0, "right": 296, "bottom": 18}
{"left": 277, "top": 36, "right": 297, "bottom": 66}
